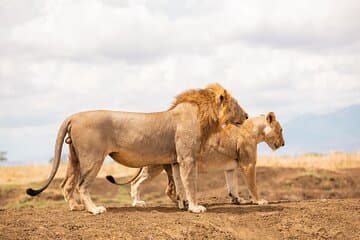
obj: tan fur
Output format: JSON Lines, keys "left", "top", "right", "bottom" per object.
{"left": 169, "top": 83, "right": 247, "bottom": 144}
{"left": 28, "top": 83, "right": 247, "bottom": 214}
{"left": 128, "top": 113, "right": 285, "bottom": 207}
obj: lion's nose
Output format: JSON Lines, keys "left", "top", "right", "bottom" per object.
{"left": 245, "top": 113, "right": 249, "bottom": 119}
{"left": 281, "top": 142, "right": 285, "bottom": 146}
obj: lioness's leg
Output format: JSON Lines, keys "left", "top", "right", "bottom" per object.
{"left": 60, "top": 144, "right": 84, "bottom": 211}
{"left": 163, "top": 164, "right": 177, "bottom": 203}
{"left": 131, "top": 165, "right": 163, "bottom": 207}
{"left": 224, "top": 169, "right": 246, "bottom": 204}
{"left": 240, "top": 164, "right": 268, "bottom": 205}
{"left": 171, "top": 162, "right": 187, "bottom": 210}
{"left": 77, "top": 152, "right": 107, "bottom": 214}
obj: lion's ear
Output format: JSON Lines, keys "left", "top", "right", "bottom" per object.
{"left": 220, "top": 89, "right": 228, "bottom": 105}
{"left": 266, "top": 112, "right": 276, "bottom": 124}
{"left": 215, "top": 90, "right": 226, "bottom": 107}
{"left": 207, "top": 83, "right": 227, "bottom": 106}
{"left": 219, "top": 94, "right": 225, "bottom": 104}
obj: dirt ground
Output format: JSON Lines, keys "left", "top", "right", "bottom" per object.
{"left": 1, "top": 167, "right": 360, "bottom": 239}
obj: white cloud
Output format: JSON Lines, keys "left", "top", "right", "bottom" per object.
{"left": 0, "top": 0, "right": 359, "bottom": 163}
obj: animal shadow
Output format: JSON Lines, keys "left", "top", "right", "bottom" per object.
{"left": 107, "top": 201, "right": 289, "bottom": 214}
{"left": 203, "top": 201, "right": 289, "bottom": 214}
{"left": 107, "top": 205, "right": 182, "bottom": 213}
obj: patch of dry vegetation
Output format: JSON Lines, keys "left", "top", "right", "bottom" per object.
{"left": 1, "top": 152, "right": 359, "bottom": 186}
{"left": 0, "top": 162, "right": 139, "bottom": 186}
{"left": 258, "top": 152, "right": 360, "bottom": 170}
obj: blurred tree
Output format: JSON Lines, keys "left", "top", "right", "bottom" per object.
{"left": 0, "top": 151, "right": 7, "bottom": 161}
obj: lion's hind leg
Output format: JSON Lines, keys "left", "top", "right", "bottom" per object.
{"left": 60, "top": 143, "right": 84, "bottom": 211}
{"left": 77, "top": 151, "right": 107, "bottom": 215}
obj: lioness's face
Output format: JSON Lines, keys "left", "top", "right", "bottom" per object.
{"left": 263, "top": 112, "right": 285, "bottom": 150}
{"left": 220, "top": 97, "right": 248, "bottom": 126}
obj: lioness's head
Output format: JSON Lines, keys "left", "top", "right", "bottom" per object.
{"left": 263, "top": 112, "right": 285, "bottom": 150}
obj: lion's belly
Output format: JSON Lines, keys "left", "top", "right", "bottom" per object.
{"left": 109, "top": 150, "right": 175, "bottom": 168}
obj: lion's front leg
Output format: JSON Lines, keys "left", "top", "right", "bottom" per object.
{"left": 175, "top": 121, "right": 205, "bottom": 213}
{"left": 178, "top": 157, "right": 206, "bottom": 213}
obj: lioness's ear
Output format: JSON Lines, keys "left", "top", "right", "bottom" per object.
{"left": 266, "top": 112, "right": 276, "bottom": 124}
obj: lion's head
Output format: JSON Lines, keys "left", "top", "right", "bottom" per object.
{"left": 219, "top": 93, "right": 248, "bottom": 126}
{"left": 169, "top": 83, "right": 247, "bottom": 143}
{"left": 263, "top": 112, "right": 285, "bottom": 150}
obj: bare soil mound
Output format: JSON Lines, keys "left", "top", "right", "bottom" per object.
{"left": 0, "top": 167, "right": 359, "bottom": 239}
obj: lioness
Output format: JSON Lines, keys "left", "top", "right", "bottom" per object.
{"left": 108, "top": 112, "right": 284, "bottom": 206}
{"left": 26, "top": 83, "right": 248, "bottom": 214}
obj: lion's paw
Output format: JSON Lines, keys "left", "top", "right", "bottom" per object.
{"left": 69, "top": 203, "right": 85, "bottom": 211}
{"left": 178, "top": 201, "right": 184, "bottom": 209}
{"left": 166, "top": 191, "right": 178, "bottom": 204}
{"left": 231, "top": 197, "right": 248, "bottom": 205}
{"left": 188, "top": 205, "right": 206, "bottom": 213}
{"left": 69, "top": 199, "right": 85, "bottom": 211}
{"left": 89, "top": 206, "right": 107, "bottom": 215}
{"left": 177, "top": 196, "right": 188, "bottom": 210}
{"left": 255, "top": 199, "right": 268, "bottom": 205}
{"left": 132, "top": 200, "right": 146, "bottom": 207}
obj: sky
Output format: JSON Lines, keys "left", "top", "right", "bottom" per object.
{"left": 1, "top": 0, "right": 360, "bottom": 164}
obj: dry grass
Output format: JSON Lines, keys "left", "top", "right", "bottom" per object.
{"left": 258, "top": 152, "right": 360, "bottom": 170}
{"left": 0, "top": 162, "right": 139, "bottom": 186}
{"left": 1, "top": 152, "right": 359, "bottom": 186}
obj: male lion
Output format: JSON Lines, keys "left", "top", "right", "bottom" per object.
{"left": 26, "top": 83, "right": 248, "bottom": 214}
{"left": 108, "top": 112, "right": 284, "bottom": 206}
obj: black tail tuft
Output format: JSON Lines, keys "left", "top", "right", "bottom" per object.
{"left": 26, "top": 188, "right": 42, "bottom": 196}
{"left": 106, "top": 175, "right": 116, "bottom": 184}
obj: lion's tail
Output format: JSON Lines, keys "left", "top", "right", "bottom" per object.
{"left": 26, "top": 117, "right": 71, "bottom": 196}
{"left": 106, "top": 168, "right": 143, "bottom": 185}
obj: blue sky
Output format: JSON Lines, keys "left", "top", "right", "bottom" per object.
{"left": 1, "top": 0, "right": 360, "bottom": 164}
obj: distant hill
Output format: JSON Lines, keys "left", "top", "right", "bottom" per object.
{"left": 280, "top": 105, "right": 360, "bottom": 154}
